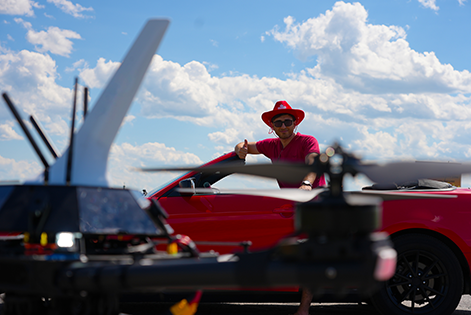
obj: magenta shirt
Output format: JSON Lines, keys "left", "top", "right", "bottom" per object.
{"left": 256, "top": 133, "right": 326, "bottom": 188}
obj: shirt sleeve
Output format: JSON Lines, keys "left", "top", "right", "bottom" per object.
{"left": 303, "top": 135, "right": 320, "bottom": 156}
{"left": 255, "top": 138, "right": 271, "bottom": 157}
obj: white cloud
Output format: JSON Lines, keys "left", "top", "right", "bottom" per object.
{"left": 4, "top": 1, "right": 471, "bottom": 189}
{"left": 208, "top": 128, "right": 247, "bottom": 145}
{"left": 27, "top": 27, "right": 81, "bottom": 57}
{"left": 13, "top": 17, "right": 30, "bottom": 28}
{"left": 76, "top": 44, "right": 467, "bottom": 162}
{"left": 76, "top": 22, "right": 471, "bottom": 165}
{"left": 123, "top": 115, "right": 135, "bottom": 125}
{"left": 65, "top": 58, "right": 87, "bottom": 72}
{"left": 0, "top": 154, "right": 41, "bottom": 181}
{"left": 46, "top": 0, "right": 93, "bottom": 18}
{"left": 0, "top": 122, "right": 23, "bottom": 140}
{"left": 79, "top": 58, "right": 120, "bottom": 88}
{"left": 108, "top": 142, "right": 203, "bottom": 190}
{"left": 15, "top": 18, "right": 82, "bottom": 57}
{"left": 268, "top": 1, "right": 471, "bottom": 94}
{"left": 0, "top": 49, "right": 73, "bottom": 140}
{"left": 202, "top": 61, "right": 218, "bottom": 72}
{"left": 0, "top": 0, "right": 43, "bottom": 16}
{"left": 418, "top": 0, "right": 439, "bottom": 10}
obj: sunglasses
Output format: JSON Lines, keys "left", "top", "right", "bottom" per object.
{"left": 272, "top": 119, "right": 294, "bottom": 127}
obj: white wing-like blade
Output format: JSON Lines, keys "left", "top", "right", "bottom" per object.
{"left": 48, "top": 19, "right": 169, "bottom": 186}
{"left": 177, "top": 188, "right": 328, "bottom": 203}
{"left": 177, "top": 187, "right": 456, "bottom": 202}
{"left": 349, "top": 190, "right": 457, "bottom": 201}
{"left": 358, "top": 161, "right": 471, "bottom": 185}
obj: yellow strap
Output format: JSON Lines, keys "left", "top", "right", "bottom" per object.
{"left": 170, "top": 299, "right": 198, "bottom": 315}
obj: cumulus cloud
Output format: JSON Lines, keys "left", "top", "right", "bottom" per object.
{"left": 4, "top": 1, "right": 471, "bottom": 188}
{"left": 0, "top": 49, "right": 73, "bottom": 140}
{"left": 79, "top": 58, "right": 120, "bottom": 88}
{"left": 15, "top": 18, "right": 82, "bottom": 57}
{"left": 76, "top": 28, "right": 471, "bottom": 162}
{"left": 65, "top": 58, "right": 87, "bottom": 72}
{"left": 46, "top": 0, "right": 93, "bottom": 18}
{"left": 418, "top": 0, "right": 439, "bottom": 10}
{"left": 268, "top": 1, "right": 471, "bottom": 94}
{"left": 0, "top": 154, "right": 41, "bottom": 181}
{"left": 108, "top": 142, "right": 203, "bottom": 190}
{"left": 208, "top": 128, "right": 246, "bottom": 145}
{"left": 0, "top": 122, "right": 23, "bottom": 140}
{"left": 0, "top": 0, "right": 43, "bottom": 16}
{"left": 14, "top": 18, "right": 81, "bottom": 57}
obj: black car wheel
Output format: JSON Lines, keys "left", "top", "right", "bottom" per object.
{"left": 371, "top": 233, "right": 463, "bottom": 315}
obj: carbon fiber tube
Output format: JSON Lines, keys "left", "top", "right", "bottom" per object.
{"left": 57, "top": 247, "right": 383, "bottom": 297}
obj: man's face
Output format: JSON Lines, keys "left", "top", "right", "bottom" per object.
{"left": 271, "top": 114, "right": 295, "bottom": 139}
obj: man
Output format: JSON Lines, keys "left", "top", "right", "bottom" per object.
{"left": 235, "top": 100, "right": 325, "bottom": 190}
{"left": 234, "top": 100, "right": 325, "bottom": 315}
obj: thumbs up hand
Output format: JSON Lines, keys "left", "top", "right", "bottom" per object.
{"left": 236, "top": 139, "right": 249, "bottom": 159}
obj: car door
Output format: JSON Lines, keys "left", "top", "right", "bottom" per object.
{"left": 157, "top": 186, "right": 296, "bottom": 254}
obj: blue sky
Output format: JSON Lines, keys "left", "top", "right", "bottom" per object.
{"left": 1, "top": 0, "right": 471, "bottom": 191}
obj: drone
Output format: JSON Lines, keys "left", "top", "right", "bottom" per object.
{"left": 1, "top": 17, "right": 467, "bottom": 315}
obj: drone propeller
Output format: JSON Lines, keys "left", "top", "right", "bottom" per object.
{"left": 177, "top": 187, "right": 456, "bottom": 203}
{"left": 356, "top": 161, "right": 470, "bottom": 185}
{"left": 139, "top": 145, "right": 471, "bottom": 188}
{"left": 177, "top": 187, "right": 327, "bottom": 203}
{"left": 138, "top": 162, "right": 309, "bottom": 184}
{"left": 47, "top": 19, "right": 169, "bottom": 186}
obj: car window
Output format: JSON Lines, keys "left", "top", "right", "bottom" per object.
{"left": 211, "top": 173, "right": 279, "bottom": 189}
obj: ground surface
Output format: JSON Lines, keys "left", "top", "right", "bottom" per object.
{"left": 119, "top": 295, "right": 471, "bottom": 315}
{"left": 1, "top": 295, "right": 470, "bottom": 314}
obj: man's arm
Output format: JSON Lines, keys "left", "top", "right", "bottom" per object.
{"left": 299, "top": 152, "right": 318, "bottom": 191}
{"left": 235, "top": 139, "right": 260, "bottom": 159}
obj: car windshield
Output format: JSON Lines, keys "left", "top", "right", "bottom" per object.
{"left": 147, "top": 171, "right": 191, "bottom": 196}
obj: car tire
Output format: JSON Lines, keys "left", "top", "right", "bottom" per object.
{"left": 371, "top": 233, "right": 463, "bottom": 315}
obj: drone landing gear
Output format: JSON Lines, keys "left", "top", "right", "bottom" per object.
{"left": 53, "top": 294, "right": 119, "bottom": 315}
{"left": 3, "top": 293, "right": 119, "bottom": 315}
{"left": 2, "top": 294, "right": 47, "bottom": 315}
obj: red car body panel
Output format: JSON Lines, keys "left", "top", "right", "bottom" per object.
{"left": 157, "top": 194, "right": 295, "bottom": 253}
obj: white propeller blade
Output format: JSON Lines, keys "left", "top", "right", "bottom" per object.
{"left": 177, "top": 187, "right": 456, "bottom": 202}
{"left": 177, "top": 188, "right": 328, "bottom": 203}
{"left": 48, "top": 19, "right": 169, "bottom": 186}
{"left": 358, "top": 161, "right": 471, "bottom": 185}
{"left": 349, "top": 190, "right": 457, "bottom": 201}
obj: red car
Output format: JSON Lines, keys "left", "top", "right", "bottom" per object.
{"left": 149, "top": 151, "right": 471, "bottom": 315}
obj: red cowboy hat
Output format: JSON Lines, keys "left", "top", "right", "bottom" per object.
{"left": 261, "top": 100, "right": 305, "bottom": 127}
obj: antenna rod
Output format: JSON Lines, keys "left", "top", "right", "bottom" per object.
{"left": 2, "top": 93, "right": 50, "bottom": 173}
{"left": 30, "top": 115, "right": 60, "bottom": 159}
{"left": 83, "top": 87, "right": 88, "bottom": 118}
{"left": 66, "top": 78, "right": 78, "bottom": 185}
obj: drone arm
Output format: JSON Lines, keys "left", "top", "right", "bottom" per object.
{"left": 29, "top": 115, "right": 60, "bottom": 159}
{"left": 2, "top": 93, "right": 49, "bottom": 170}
